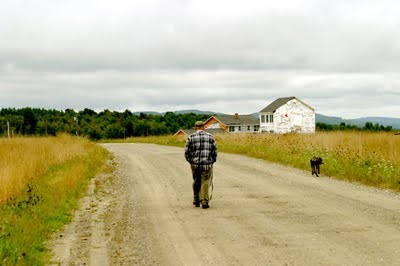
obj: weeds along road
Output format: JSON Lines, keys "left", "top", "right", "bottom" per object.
{"left": 50, "top": 143, "right": 400, "bottom": 265}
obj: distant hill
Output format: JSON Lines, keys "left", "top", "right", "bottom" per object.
{"left": 316, "top": 114, "right": 400, "bottom": 129}
{"left": 173, "top": 109, "right": 219, "bottom": 115}
{"left": 133, "top": 109, "right": 225, "bottom": 116}
{"left": 132, "top": 111, "right": 162, "bottom": 115}
{"left": 132, "top": 110, "right": 400, "bottom": 129}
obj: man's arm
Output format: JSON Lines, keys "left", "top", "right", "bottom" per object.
{"left": 211, "top": 137, "right": 217, "bottom": 163}
{"left": 184, "top": 137, "right": 191, "bottom": 163}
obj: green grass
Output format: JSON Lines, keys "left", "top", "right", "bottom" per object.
{"left": 0, "top": 142, "right": 111, "bottom": 265}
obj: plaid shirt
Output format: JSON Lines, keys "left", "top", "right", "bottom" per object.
{"left": 185, "top": 130, "right": 217, "bottom": 170}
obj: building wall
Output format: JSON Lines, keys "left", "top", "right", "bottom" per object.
{"left": 260, "top": 98, "right": 315, "bottom": 133}
{"left": 259, "top": 112, "right": 275, "bottom": 132}
{"left": 206, "top": 120, "right": 259, "bottom": 133}
{"left": 228, "top": 125, "right": 260, "bottom": 133}
{"left": 204, "top": 117, "right": 228, "bottom": 131}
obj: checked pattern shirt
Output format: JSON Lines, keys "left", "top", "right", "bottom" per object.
{"left": 185, "top": 130, "right": 217, "bottom": 170}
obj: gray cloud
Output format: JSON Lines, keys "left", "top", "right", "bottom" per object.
{"left": 0, "top": 0, "right": 399, "bottom": 118}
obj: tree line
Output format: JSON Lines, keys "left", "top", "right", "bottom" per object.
{"left": 316, "top": 122, "right": 393, "bottom": 132}
{"left": 0, "top": 108, "right": 210, "bottom": 140}
{"left": 0, "top": 108, "right": 395, "bottom": 139}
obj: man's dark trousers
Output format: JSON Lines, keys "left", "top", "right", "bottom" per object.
{"left": 192, "top": 166, "right": 213, "bottom": 206}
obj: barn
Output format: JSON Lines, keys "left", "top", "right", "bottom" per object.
{"left": 259, "top": 96, "right": 315, "bottom": 133}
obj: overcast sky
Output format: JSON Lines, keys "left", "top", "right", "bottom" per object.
{"left": 0, "top": 0, "right": 399, "bottom": 118}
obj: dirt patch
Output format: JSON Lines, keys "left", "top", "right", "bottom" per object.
{"left": 49, "top": 165, "right": 114, "bottom": 265}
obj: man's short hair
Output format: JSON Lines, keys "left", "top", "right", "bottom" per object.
{"left": 195, "top": 121, "right": 204, "bottom": 128}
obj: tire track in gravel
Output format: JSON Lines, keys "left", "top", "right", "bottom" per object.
{"left": 49, "top": 143, "right": 400, "bottom": 265}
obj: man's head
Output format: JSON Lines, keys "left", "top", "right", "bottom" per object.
{"left": 194, "top": 121, "right": 205, "bottom": 130}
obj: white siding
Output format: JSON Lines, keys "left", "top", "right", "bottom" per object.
{"left": 228, "top": 124, "right": 259, "bottom": 133}
{"left": 259, "top": 98, "right": 315, "bottom": 133}
{"left": 259, "top": 113, "right": 275, "bottom": 133}
{"left": 207, "top": 122, "right": 221, "bottom": 129}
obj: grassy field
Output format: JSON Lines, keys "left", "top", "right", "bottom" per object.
{"left": 115, "top": 131, "right": 400, "bottom": 192}
{"left": 2, "top": 131, "right": 398, "bottom": 264}
{"left": 0, "top": 134, "right": 111, "bottom": 265}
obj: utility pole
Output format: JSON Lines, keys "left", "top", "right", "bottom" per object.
{"left": 7, "top": 120, "right": 10, "bottom": 139}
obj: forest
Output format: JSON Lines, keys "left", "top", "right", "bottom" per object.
{"left": 0, "top": 107, "right": 394, "bottom": 140}
{"left": 316, "top": 122, "right": 393, "bottom": 132}
{"left": 0, "top": 108, "right": 210, "bottom": 140}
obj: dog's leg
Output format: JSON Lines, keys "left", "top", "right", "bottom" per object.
{"left": 310, "top": 161, "right": 314, "bottom": 175}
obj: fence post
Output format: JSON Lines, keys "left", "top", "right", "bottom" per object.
{"left": 74, "top": 116, "right": 78, "bottom": 136}
{"left": 7, "top": 120, "right": 10, "bottom": 138}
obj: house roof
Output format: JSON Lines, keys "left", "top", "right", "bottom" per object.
{"left": 174, "top": 129, "right": 195, "bottom": 136}
{"left": 210, "top": 114, "right": 259, "bottom": 126}
{"left": 174, "top": 128, "right": 226, "bottom": 136}
{"left": 259, "top": 96, "right": 314, "bottom": 113}
{"left": 206, "top": 128, "right": 227, "bottom": 134}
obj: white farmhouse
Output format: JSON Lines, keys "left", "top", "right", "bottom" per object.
{"left": 259, "top": 96, "right": 315, "bottom": 133}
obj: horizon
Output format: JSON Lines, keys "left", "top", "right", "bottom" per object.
{"left": 1, "top": 1, "right": 399, "bottom": 119}
{"left": 1, "top": 106, "right": 399, "bottom": 120}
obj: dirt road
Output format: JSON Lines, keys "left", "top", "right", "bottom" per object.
{"left": 50, "top": 143, "right": 400, "bottom": 265}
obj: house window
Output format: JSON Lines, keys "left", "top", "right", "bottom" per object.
{"left": 270, "top": 115, "right": 274, "bottom": 123}
{"left": 247, "top": 126, "right": 251, "bottom": 131}
{"left": 238, "top": 126, "right": 241, "bottom": 131}
{"left": 261, "top": 115, "right": 265, "bottom": 123}
{"left": 266, "top": 115, "right": 269, "bottom": 123}
{"left": 229, "top": 126, "right": 235, "bottom": 132}
{"left": 254, "top": 125, "right": 259, "bottom": 131}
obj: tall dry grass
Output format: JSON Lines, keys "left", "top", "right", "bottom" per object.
{"left": 0, "top": 134, "right": 110, "bottom": 265}
{"left": 215, "top": 131, "right": 400, "bottom": 190}
{"left": 216, "top": 131, "right": 400, "bottom": 164}
{"left": 0, "top": 134, "right": 90, "bottom": 203}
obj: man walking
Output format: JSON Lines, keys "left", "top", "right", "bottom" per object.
{"left": 185, "top": 121, "right": 217, "bottom": 209}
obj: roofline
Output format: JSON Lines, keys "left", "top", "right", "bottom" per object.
{"left": 208, "top": 114, "right": 259, "bottom": 125}
{"left": 173, "top": 129, "right": 187, "bottom": 136}
{"left": 295, "top": 98, "right": 315, "bottom": 111}
{"left": 204, "top": 115, "right": 227, "bottom": 127}
{"left": 260, "top": 96, "right": 314, "bottom": 113}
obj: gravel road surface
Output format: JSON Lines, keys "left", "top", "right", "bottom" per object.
{"left": 50, "top": 143, "right": 400, "bottom": 265}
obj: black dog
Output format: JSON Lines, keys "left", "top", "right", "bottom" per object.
{"left": 310, "top": 156, "right": 323, "bottom": 177}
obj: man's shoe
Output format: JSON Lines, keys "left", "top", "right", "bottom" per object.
{"left": 193, "top": 202, "right": 200, "bottom": 207}
{"left": 202, "top": 203, "right": 209, "bottom": 209}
